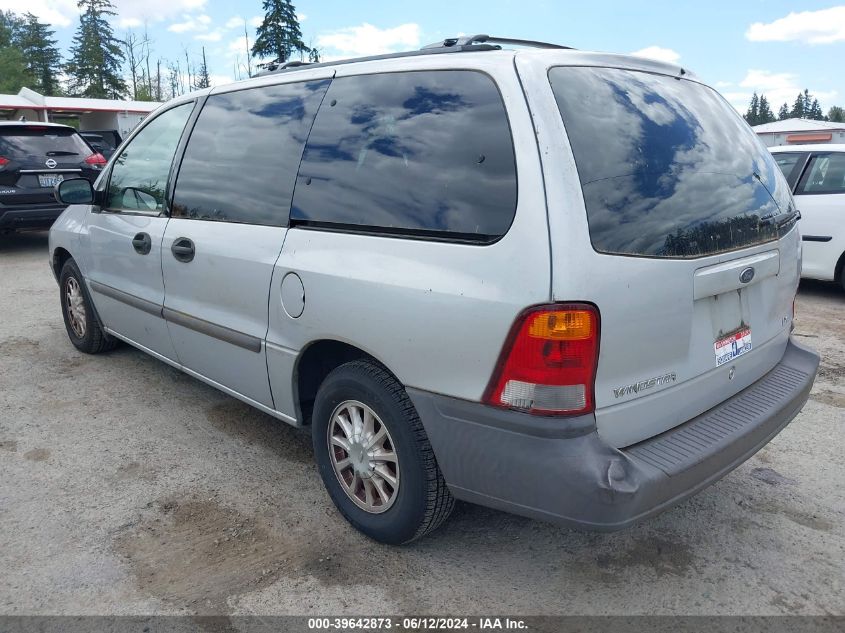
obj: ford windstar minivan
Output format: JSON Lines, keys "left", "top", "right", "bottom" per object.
{"left": 49, "top": 35, "right": 819, "bottom": 544}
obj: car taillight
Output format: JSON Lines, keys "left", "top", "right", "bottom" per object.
{"left": 0, "top": 156, "right": 9, "bottom": 169}
{"left": 84, "top": 153, "right": 107, "bottom": 166}
{"left": 484, "top": 303, "right": 600, "bottom": 416}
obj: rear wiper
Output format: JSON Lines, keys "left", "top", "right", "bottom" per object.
{"left": 45, "top": 151, "right": 79, "bottom": 156}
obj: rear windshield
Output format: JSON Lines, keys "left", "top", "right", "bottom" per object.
{"left": 549, "top": 67, "right": 796, "bottom": 258}
{"left": 0, "top": 127, "right": 91, "bottom": 161}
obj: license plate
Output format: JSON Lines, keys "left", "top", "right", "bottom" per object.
{"left": 38, "top": 174, "right": 64, "bottom": 187}
{"left": 714, "top": 327, "right": 752, "bottom": 366}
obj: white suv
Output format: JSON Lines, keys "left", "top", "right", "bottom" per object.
{"left": 49, "top": 35, "right": 819, "bottom": 544}
{"left": 771, "top": 144, "right": 845, "bottom": 291}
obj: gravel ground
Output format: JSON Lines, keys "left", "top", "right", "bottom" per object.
{"left": 0, "top": 230, "right": 843, "bottom": 616}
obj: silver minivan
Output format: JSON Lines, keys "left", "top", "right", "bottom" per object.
{"left": 49, "top": 36, "right": 819, "bottom": 544}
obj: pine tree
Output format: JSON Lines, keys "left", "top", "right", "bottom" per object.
{"left": 778, "top": 103, "right": 790, "bottom": 120}
{"left": 0, "top": 11, "right": 26, "bottom": 93}
{"left": 308, "top": 46, "right": 320, "bottom": 63}
{"left": 744, "top": 92, "right": 760, "bottom": 125}
{"left": 65, "top": 0, "right": 126, "bottom": 98}
{"left": 808, "top": 98, "right": 824, "bottom": 120}
{"left": 758, "top": 95, "right": 775, "bottom": 124}
{"left": 17, "top": 13, "right": 62, "bottom": 95}
{"left": 790, "top": 92, "right": 806, "bottom": 119}
{"left": 828, "top": 106, "right": 845, "bottom": 123}
{"left": 194, "top": 47, "right": 210, "bottom": 89}
{"left": 251, "top": 0, "right": 307, "bottom": 64}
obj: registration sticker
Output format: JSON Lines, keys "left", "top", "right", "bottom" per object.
{"left": 715, "top": 328, "right": 752, "bottom": 366}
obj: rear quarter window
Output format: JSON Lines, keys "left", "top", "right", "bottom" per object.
{"left": 549, "top": 66, "right": 795, "bottom": 258}
{"left": 290, "top": 70, "right": 517, "bottom": 242}
{"left": 796, "top": 154, "right": 845, "bottom": 195}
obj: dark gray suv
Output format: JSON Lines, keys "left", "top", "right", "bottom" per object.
{"left": 0, "top": 121, "right": 106, "bottom": 232}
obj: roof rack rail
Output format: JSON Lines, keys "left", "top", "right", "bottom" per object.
{"left": 422, "top": 34, "right": 573, "bottom": 51}
{"left": 256, "top": 59, "right": 311, "bottom": 73}
{"left": 254, "top": 33, "right": 570, "bottom": 77}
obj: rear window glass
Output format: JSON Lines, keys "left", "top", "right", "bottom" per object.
{"left": 290, "top": 70, "right": 517, "bottom": 242}
{"left": 0, "top": 127, "right": 91, "bottom": 161}
{"left": 797, "top": 154, "right": 845, "bottom": 194}
{"left": 549, "top": 67, "right": 795, "bottom": 258}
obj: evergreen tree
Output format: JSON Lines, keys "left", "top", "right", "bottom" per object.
{"left": 808, "top": 98, "right": 824, "bottom": 120}
{"left": 828, "top": 106, "right": 845, "bottom": 123}
{"left": 778, "top": 103, "right": 790, "bottom": 120}
{"left": 744, "top": 92, "right": 760, "bottom": 125}
{"left": 790, "top": 91, "right": 806, "bottom": 119}
{"left": 308, "top": 46, "right": 320, "bottom": 63}
{"left": 65, "top": 0, "right": 126, "bottom": 98}
{"left": 17, "top": 13, "right": 62, "bottom": 95}
{"left": 758, "top": 95, "right": 775, "bottom": 124}
{"left": 194, "top": 47, "right": 210, "bottom": 89}
{"left": 0, "top": 11, "right": 26, "bottom": 93}
{"left": 251, "top": 0, "right": 307, "bottom": 64}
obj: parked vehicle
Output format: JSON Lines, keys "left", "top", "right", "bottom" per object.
{"left": 0, "top": 121, "right": 106, "bottom": 232}
{"left": 49, "top": 35, "right": 819, "bottom": 544}
{"left": 771, "top": 144, "right": 845, "bottom": 291}
{"left": 80, "top": 129, "right": 122, "bottom": 159}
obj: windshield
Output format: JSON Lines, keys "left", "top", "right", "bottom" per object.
{"left": 549, "top": 67, "right": 796, "bottom": 258}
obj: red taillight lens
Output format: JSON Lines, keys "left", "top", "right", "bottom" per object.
{"left": 0, "top": 156, "right": 9, "bottom": 167}
{"left": 484, "top": 303, "right": 600, "bottom": 416}
{"left": 84, "top": 152, "right": 107, "bottom": 166}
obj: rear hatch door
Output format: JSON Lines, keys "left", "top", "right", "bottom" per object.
{"left": 0, "top": 125, "right": 94, "bottom": 206}
{"left": 545, "top": 65, "right": 800, "bottom": 447}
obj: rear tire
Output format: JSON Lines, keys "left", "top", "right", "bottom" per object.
{"left": 59, "top": 259, "right": 117, "bottom": 354}
{"left": 312, "top": 360, "right": 454, "bottom": 544}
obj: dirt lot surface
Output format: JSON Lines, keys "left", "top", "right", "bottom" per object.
{"left": 1, "top": 231, "right": 843, "bottom": 616}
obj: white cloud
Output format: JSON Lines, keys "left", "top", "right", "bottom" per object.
{"left": 112, "top": 0, "right": 207, "bottom": 27}
{"left": 223, "top": 15, "right": 262, "bottom": 30}
{"left": 168, "top": 13, "right": 212, "bottom": 34}
{"left": 297, "top": 13, "right": 307, "bottom": 22}
{"left": 721, "top": 68, "right": 838, "bottom": 113}
{"left": 746, "top": 6, "right": 845, "bottom": 44}
{"left": 196, "top": 30, "right": 222, "bottom": 42}
{"left": 119, "top": 17, "right": 143, "bottom": 28}
{"left": 629, "top": 46, "right": 681, "bottom": 64}
{"left": 316, "top": 23, "right": 421, "bottom": 58}
{"left": 209, "top": 73, "right": 235, "bottom": 88}
{"left": 0, "top": 0, "right": 78, "bottom": 28}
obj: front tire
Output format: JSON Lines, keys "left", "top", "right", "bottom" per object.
{"left": 312, "top": 360, "right": 454, "bottom": 544}
{"left": 59, "top": 259, "right": 117, "bottom": 354}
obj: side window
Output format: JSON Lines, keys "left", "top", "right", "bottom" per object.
{"left": 105, "top": 102, "right": 194, "bottom": 213}
{"left": 290, "top": 70, "right": 517, "bottom": 241}
{"left": 797, "top": 154, "right": 845, "bottom": 195}
{"left": 171, "top": 79, "right": 330, "bottom": 226}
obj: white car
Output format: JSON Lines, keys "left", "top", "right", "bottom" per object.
{"left": 771, "top": 144, "right": 845, "bottom": 291}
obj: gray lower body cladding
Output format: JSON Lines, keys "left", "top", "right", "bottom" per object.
{"left": 408, "top": 337, "right": 819, "bottom": 531}
{"left": 0, "top": 204, "right": 65, "bottom": 230}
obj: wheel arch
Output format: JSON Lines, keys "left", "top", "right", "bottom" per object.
{"left": 293, "top": 339, "right": 398, "bottom": 425}
{"left": 51, "top": 247, "right": 73, "bottom": 281}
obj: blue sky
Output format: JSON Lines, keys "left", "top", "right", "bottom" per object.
{"left": 6, "top": 0, "right": 845, "bottom": 112}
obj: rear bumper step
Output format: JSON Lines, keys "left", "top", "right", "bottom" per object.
{"left": 409, "top": 337, "right": 819, "bottom": 531}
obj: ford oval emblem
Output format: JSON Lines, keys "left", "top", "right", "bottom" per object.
{"left": 45, "top": 158, "right": 57, "bottom": 169}
{"left": 739, "top": 267, "right": 755, "bottom": 284}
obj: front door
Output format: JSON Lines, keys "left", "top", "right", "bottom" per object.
{"left": 84, "top": 101, "right": 196, "bottom": 360}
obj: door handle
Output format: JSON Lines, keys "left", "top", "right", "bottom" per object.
{"left": 171, "top": 237, "right": 195, "bottom": 263}
{"left": 131, "top": 232, "right": 151, "bottom": 255}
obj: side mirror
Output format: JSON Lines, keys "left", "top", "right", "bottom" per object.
{"left": 55, "top": 178, "right": 94, "bottom": 205}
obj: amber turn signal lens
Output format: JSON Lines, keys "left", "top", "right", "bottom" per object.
{"left": 527, "top": 310, "right": 593, "bottom": 340}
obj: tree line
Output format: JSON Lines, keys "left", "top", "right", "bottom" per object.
{"left": 743, "top": 89, "right": 845, "bottom": 126}
{"left": 0, "top": 0, "right": 315, "bottom": 102}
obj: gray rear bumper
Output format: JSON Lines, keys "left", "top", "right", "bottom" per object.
{"left": 408, "top": 337, "right": 819, "bottom": 531}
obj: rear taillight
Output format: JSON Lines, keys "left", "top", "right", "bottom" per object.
{"left": 0, "top": 156, "right": 9, "bottom": 169}
{"left": 484, "top": 303, "right": 600, "bottom": 416}
{"left": 84, "top": 153, "right": 107, "bottom": 166}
